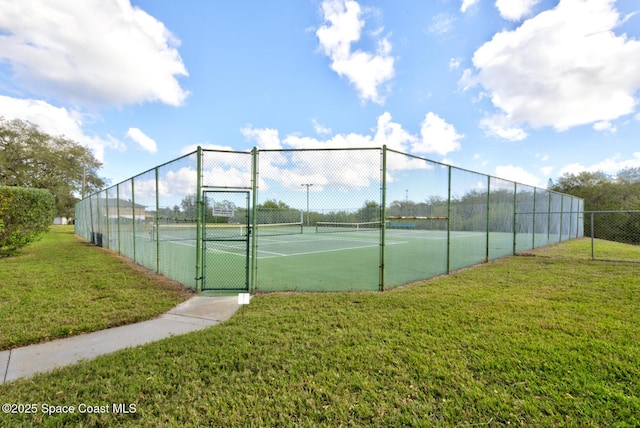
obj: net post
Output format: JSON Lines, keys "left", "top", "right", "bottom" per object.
{"left": 195, "top": 146, "right": 203, "bottom": 293}
{"left": 379, "top": 145, "right": 387, "bottom": 292}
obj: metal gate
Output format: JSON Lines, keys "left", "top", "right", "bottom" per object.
{"left": 201, "top": 190, "right": 250, "bottom": 291}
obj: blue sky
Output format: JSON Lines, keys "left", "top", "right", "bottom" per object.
{"left": 1, "top": 0, "right": 640, "bottom": 191}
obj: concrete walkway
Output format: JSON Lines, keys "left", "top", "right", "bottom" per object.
{"left": 0, "top": 296, "right": 242, "bottom": 384}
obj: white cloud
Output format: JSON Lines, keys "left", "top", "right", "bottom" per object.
{"left": 241, "top": 125, "right": 282, "bottom": 150}
{"left": 0, "top": 0, "right": 188, "bottom": 107}
{"left": 479, "top": 115, "right": 527, "bottom": 141}
{"left": 312, "top": 118, "right": 332, "bottom": 136}
{"left": 593, "top": 121, "right": 617, "bottom": 134}
{"left": 560, "top": 153, "right": 640, "bottom": 176}
{"left": 541, "top": 166, "right": 554, "bottom": 177}
{"left": 461, "top": 0, "right": 480, "bottom": 13}
{"left": 180, "top": 143, "right": 238, "bottom": 155}
{"left": 449, "top": 57, "right": 462, "bottom": 70}
{"left": 462, "top": 0, "right": 640, "bottom": 137}
{"left": 495, "top": 0, "right": 540, "bottom": 21}
{"left": 316, "top": 0, "right": 395, "bottom": 104}
{"left": 126, "top": 128, "right": 157, "bottom": 153}
{"left": 495, "top": 165, "right": 541, "bottom": 187}
{"left": 428, "top": 14, "right": 456, "bottom": 35}
{"left": 158, "top": 166, "right": 197, "bottom": 198}
{"left": 373, "top": 112, "right": 417, "bottom": 152}
{"left": 275, "top": 133, "right": 380, "bottom": 190}
{"left": 412, "top": 112, "right": 463, "bottom": 155}
{"left": 241, "top": 112, "right": 431, "bottom": 191}
{"left": 0, "top": 95, "right": 124, "bottom": 161}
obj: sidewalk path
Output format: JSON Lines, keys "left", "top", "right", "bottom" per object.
{"left": 1, "top": 296, "right": 241, "bottom": 384}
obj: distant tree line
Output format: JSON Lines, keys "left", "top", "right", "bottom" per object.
{"left": 550, "top": 168, "right": 640, "bottom": 244}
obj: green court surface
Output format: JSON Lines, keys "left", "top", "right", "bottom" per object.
{"left": 135, "top": 227, "right": 557, "bottom": 292}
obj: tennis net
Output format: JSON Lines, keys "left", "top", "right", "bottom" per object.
{"left": 152, "top": 222, "right": 303, "bottom": 241}
{"left": 315, "top": 221, "right": 382, "bottom": 233}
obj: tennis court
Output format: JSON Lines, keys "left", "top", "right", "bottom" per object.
{"left": 76, "top": 147, "right": 583, "bottom": 293}
{"left": 132, "top": 222, "right": 536, "bottom": 292}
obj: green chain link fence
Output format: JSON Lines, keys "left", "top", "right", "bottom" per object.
{"left": 586, "top": 210, "right": 640, "bottom": 262}
{"left": 75, "top": 146, "right": 584, "bottom": 293}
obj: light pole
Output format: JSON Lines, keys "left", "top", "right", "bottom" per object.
{"left": 301, "top": 183, "right": 313, "bottom": 226}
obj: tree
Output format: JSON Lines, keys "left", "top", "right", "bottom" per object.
{"left": 256, "top": 200, "right": 299, "bottom": 224}
{"left": 179, "top": 194, "right": 197, "bottom": 220}
{"left": 550, "top": 170, "right": 637, "bottom": 211}
{"left": 0, "top": 118, "right": 105, "bottom": 218}
{"left": 357, "top": 200, "right": 380, "bottom": 222}
{"left": 257, "top": 200, "right": 291, "bottom": 210}
{"left": 551, "top": 168, "right": 640, "bottom": 245}
{"left": 617, "top": 167, "right": 640, "bottom": 184}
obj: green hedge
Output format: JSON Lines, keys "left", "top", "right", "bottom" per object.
{"left": 0, "top": 186, "right": 57, "bottom": 256}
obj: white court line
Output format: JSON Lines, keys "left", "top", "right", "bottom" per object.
{"left": 256, "top": 240, "right": 407, "bottom": 259}
{"left": 160, "top": 235, "right": 408, "bottom": 259}
{"left": 258, "top": 235, "right": 406, "bottom": 246}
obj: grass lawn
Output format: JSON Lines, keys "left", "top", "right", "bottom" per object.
{"left": 0, "top": 225, "right": 192, "bottom": 350}
{"left": 0, "top": 235, "right": 639, "bottom": 426}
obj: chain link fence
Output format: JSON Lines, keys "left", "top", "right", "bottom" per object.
{"left": 586, "top": 211, "right": 640, "bottom": 262}
{"left": 75, "top": 147, "right": 584, "bottom": 293}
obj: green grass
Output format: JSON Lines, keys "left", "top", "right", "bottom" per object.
{"left": 1, "top": 236, "right": 639, "bottom": 426}
{"left": 532, "top": 236, "right": 640, "bottom": 262}
{"left": 0, "top": 225, "right": 192, "bottom": 350}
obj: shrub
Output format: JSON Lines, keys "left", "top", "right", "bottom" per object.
{"left": 0, "top": 186, "right": 57, "bottom": 256}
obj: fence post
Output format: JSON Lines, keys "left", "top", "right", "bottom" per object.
{"left": 547, "top": 191, "right": 552, "bottom": 245}
{"left": 485, "top": 175, "right": 490, "bottom": 262}
{"left": 89, "top": 193, "right": 94, "bottom": 244}
{"left": 195, "top": 146, "right": 203, "bottom": 293}
{"left": 105, "top": 189, "right": 109, "bottom": 249}
{"left": 116, "top": 186, "right": 121, "bottom": 254}
{"left": 532, "top": 188, "right": 537, "bottom": 249}
{"left": 590, "top": 211, "right": 595, "bottom": 260}
{"left": 131, "top": 178, "right": 136, "bottom": 262}
{"left": 447, "top": 166, "right": 452, "bottom": 273}
{"left": 512, "top": 182, "right": 517, "bottom": 255}
{"left": 251, "top": 147, "right": 259, "bottom": 294}
{"left": 379, "top": 145, "right": 387, "bottom": 291}
{"left": 559, "top": 194, "right": 564, "bottom": 241}
{"left": 155, "top": 167, "right": 160, "bottom": 274}
{"left": 569, "top": 197, "right": 574, "bottom": 239}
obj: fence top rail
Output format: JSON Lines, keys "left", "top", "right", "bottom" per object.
{"left": 585, "top": 210, "right": 640, "bottom": 214}
{"left": 258, "top": 147, "right": 382, "bottom": 153}
{"left": 201, "top": 148, "right": 252, "bottom": 154}
{"left": 75, "top": 146, "right": 584, "bottom": 209}
{"left": 385, "top": 147, "right": 582, "bottom": 200}
{"left": 386, "top": 147, "right": 449, "bottom": 167}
